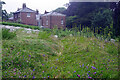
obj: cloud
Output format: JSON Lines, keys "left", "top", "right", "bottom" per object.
{"left": 2, "top": 0, "right": 69, "bottom": 14}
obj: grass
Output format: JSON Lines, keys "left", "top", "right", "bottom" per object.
{"left": 2, "top": 27, "right": 119, "bottom": 79}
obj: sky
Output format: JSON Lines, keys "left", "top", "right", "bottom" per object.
{"left": 2, "top": 0, "right": 69, "bottom": 14}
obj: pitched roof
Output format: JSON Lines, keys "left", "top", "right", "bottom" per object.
{"left": 42, "top": 12, "right": 66, "bottom": 16}
{"left": 14, "top": 7, "right": 36, "bottom": 13}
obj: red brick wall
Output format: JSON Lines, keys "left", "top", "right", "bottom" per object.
{"left": 20, "top": 12, "right": 37, "bottom": 26}
{"left": 41, "top": 16, "right": 51, "bottom": 28}
{"left": 42, "top": 15, "right": 66, "bottom": 29}
{"left": 50, "top": 16, "right": 66, "bottom": 29}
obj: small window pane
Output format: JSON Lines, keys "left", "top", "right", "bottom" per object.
{"left": 46, "top": 20, "right": 48, "bottom": 25}
{"left": 61, "top": 19, "right": 63, "bottom": 25}
{"left": 27, "top": 13, "right": 30, "bottom": 17}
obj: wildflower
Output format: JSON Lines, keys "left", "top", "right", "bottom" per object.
{"left": 91, "top": 66, "right": 96, "bottom": 69}
{"left": 13, "top": 73, "right": 16, "bottom": 75}
{"left": 43, "top": 71, "right": 44, "bottom": 73}
{"left": 77, "top": 74, "right": 80, "bottom": 77}
{"left": 42, "top": 64, "right": 44, "bottom": 65}
{"left": 24, "top": 75, "right": 26, "bottom": 77}
{"left": 33, "top": 76, "right": 35, "bottom": 79}
{"left": 56, "top": 59, "right": 58, "bottom": 61}
{"left": 33, "top": 69, "right": 35, "bottom": 71}
{"left": 55, "top": 67, "right": 57, "bottom": 69}
{"left": 88, "top": 71, "right": 90, "bottom": 73}
{"left": 43, "top": 54, "right": 45, "bottom": 57}
{"left": 51, "top": 67, "right": 52, "bottom": 69}
{"left": 82, "top": 64, "right": 84, "bottom": 67}
{"left": 94, "top": 72, "right": 96, "bottom": 74}
{"left": 74, "top": 71, "right": 76, "bottom": 73}
{"left": 48, "top": 76, "right": 49, "bottom": 78}
{"left": 88, "top": 77, "right": 92, "bottom": 79}
{"left": 86, "top": 66, "right": 88, "bottom": 69}
{"left": 29, "top": 55, "right": 31, "bottom": 57}
{"left": 80, "top": 65, "right": 81, "bottom": 67}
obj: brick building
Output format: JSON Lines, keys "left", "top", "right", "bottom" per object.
{"left": 13, "top": 3, "right": 66, "bottom": 28}
{"left": 42, "top": 12, "right": 66, "bottom": 29}
{"left": 13, "top": 3, "right": 40, "bottom": 26}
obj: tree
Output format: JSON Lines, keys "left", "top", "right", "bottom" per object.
{"left": 113, "top": 1, "right": 120, "bottom": 37}
{"left": 8, "top": 12, "right": 13, "bottom": 18}
{"left": 2, "top": 9, "right": 9, "bottom": 21}
{"left": 52, "top": 7, "right": 66, "bottom": 14}
{"left": 65, "top": 2, "right": 112, "bottom": 27}
{"left": 0, "top": 1, "right": 6, "bottom": 21}
{"left": 91, "top": 9, "right": 113, "bottom": 34}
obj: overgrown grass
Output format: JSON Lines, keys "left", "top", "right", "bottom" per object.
{"left": 2, "top": 27, "right": 119, "bottom": 79}
{"left": 2, "top": 28, "right": 16, "bottom": 40}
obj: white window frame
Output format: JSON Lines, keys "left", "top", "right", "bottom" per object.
{"left": 46, "top": 20, "right": 48, "bottom": 25}
{"left": 61, "top": 19, "right": 63, "bottom": 25}
{"left": 27, "top": 13, "right": 31, "bottom": 17}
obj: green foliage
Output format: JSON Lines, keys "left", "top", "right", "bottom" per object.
{"left": 113, "top": 1, "right": 120, "bottom": 37}
{"left": 91, "top": 9, "right": 113, "bottom": 34}
{"left": 66, "top": 16, "right": 77, "bottom": 28}
{"left": 2, "top": 22, "right": 40, "bottom": 30}
{"left": 52, "top": 7, "right": 66, "bottom": 13}
{"left": 2, "top": 28, "right": 16, "bottom": 40}
{"left": 38, "top": 31, "right": 51, "bottom": 39}
{"left": 2, "top": 10, "right": 9, "bottom": 21}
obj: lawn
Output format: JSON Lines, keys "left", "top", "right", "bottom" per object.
{"left": 2, "top": 28, "right": 119, "bottom": 79}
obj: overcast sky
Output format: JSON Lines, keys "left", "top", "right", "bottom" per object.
{"left": 2, "top": 0, "right": 69, "bottom": 14}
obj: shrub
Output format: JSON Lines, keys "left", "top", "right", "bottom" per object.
{"left": 1, "top": 22, "right": 40, "bottom": 30}
{"left": 2, "top": 28, "right": 16, "bottom": 40}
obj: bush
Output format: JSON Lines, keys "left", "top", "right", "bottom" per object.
{"left": 2, "top": 28, "right": 16, "bottom": 40}
{"left": 1, "top": 22, "right": 40, "bottom": 30}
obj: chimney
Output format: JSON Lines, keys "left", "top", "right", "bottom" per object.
{"left": 23, "top": 3, "right": 26, "bottom": 9}
{"left": 44, "top": 10, "right": 49, "bottom": 14}
{"left": 36, "top": 9, "right": 39, "bottom": 15}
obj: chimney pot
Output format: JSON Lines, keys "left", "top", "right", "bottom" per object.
{"left": 23, "top": 3, "right": 26, "bottom": 9}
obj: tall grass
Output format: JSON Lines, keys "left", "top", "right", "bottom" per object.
{"left": 2, "top": 28, "right": 16, "bottom": 40}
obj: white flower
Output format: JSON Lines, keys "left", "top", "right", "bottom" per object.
{"left": 69, "top": 34, "right": 72, "bottom": 37}
{"left": 54, "top": 35, "right": 58, "bottom": 38}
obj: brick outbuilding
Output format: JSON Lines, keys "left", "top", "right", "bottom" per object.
{"left": 41, "top": 12, "right": 66, "bottom": 29}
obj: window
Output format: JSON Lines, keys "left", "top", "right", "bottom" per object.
{"left": 61, "top": 19, "right": 63, "bottom": 25}
{"left": 27, "top": 13, "right": 30, "bottom": 17}
{"left": 46, "top": 20, "right": 48, "bottom": 25}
